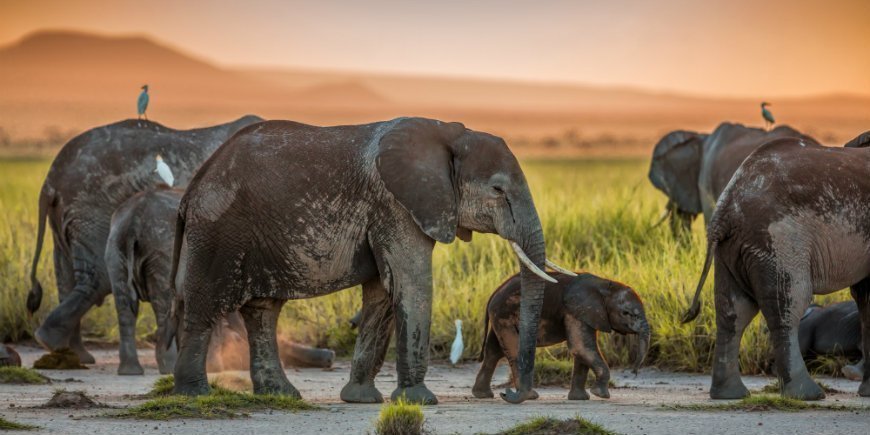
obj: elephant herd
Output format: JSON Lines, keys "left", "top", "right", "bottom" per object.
{"left": 22, "top": 116, "right": 870, "bottom": 405}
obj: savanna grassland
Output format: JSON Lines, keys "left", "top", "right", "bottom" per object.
{"left": 0, "top": 157, "right": 853, "bottom": 375}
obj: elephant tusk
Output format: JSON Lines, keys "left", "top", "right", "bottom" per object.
{"left": 651, "top": 207, "right": 671, "bottom": 228}
{"left": 510, "top": 242, "right": 557, "bottom": 283}
{"left": 545, "top": 260, "right": 577, "bottom": 276}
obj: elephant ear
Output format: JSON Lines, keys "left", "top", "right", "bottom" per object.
{"left": 648, "top": 131, "right": 704, "bottom": 214}
{"left": 376, "top": 118, "right": 467, "bottom": 243}
{"left": 565, "top": 277, "right": 612, "bottom": 333}
{"left": 844, "top": 131, "right": 870, "bottom": 149}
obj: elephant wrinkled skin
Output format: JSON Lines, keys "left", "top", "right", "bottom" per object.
{"left": 170, "top": 117, "right": 558, "bottom": 405}
{"left": 27, "top": 115, "right": 263, "bottom": 363}
{"left": 684, "top": 132, "right": 870, "bottom": 400}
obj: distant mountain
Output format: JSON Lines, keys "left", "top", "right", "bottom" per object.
{"left": 0, "top": 29, "right": 868, "bottom": 151}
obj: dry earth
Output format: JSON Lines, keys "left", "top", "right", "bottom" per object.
{"left": 1, "top": 346, "right": 868, "bottom": 434}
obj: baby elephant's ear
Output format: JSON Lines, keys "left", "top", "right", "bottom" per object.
{"left": 569, "top": 283, "right": 612, "bottom": 333}
{"left": 376, "top": 118, "right": 466, "bottom": 243}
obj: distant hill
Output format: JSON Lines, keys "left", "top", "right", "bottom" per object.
{"left": 1, "top": 29, "right": 869, "bottom": 154}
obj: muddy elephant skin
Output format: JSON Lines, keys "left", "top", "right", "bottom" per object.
{"left": 27, "top": 115, "right": 264, "bottom": 364}
{"left": 472, "top": 272, "right": 650, "bottom": 400}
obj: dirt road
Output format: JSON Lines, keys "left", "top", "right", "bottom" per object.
{"left": 2, "top": 346, "right": 868, "bottom": 434}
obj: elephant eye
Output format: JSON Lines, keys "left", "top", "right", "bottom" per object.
{"left": 492, "top": 186, "right": 505, "bottom": 195}
{"left": 622, "top": 310, "right": 631, "bottom": 317}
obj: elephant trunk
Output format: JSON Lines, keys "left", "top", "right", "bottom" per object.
{"left": 632, "top": 320, "right": 651, "bottom": 375}
{"left": 501, "top": 220, "right": 548, "bottom": 404}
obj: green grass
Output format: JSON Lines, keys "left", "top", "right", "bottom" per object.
{"left": 0, "top": 158, "right": 853, "bottom": 373}
{"left": 374, "top": 399, "right": 425, "bottom": 435}
{"left": 664, "top": 394, "right": 866, "bottom": 412}
{"left": 495, "top": 416, "right": 618, "bottom": 435}
{"left": 0, "top": 416, "right": 37, "bottom": 431}
{"left": 0, "top": 366, "right": 49, "bottom": 384}
{"left": 755, "top": 379, "right": 841, "bottom": 394}
{"left": 113, "top": 376, "right": 317, "bottom": 420}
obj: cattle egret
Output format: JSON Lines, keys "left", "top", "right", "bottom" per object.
{"left": 154, "top": 154, "right": 174, "bottom": 186}
{"left": 138, "top": 85, "right": 150, "bottom": 120}
{"left": 761, "top": 102, "right": 775, "bottom": 131}
{"left": 450, "top": 319, "right": 464, "bottom": 366}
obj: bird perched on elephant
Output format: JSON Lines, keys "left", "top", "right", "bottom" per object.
{"left": 168, "top": 117, "right": 570, "bottom": 405}
{"left": 473, "top": 272, "right": 650, "bottom": 401}
{"left": 107, "top": 187, "right": 335, "bottom": 375}
{"left": 648, "top": 123, "right": 814, "bottom": 239}
{"left": 683, "top": 131, "right": 870, "bottom": 400}
{"left": 799, "top": 301, "right": 864, "bottom": 381}
{"left": 26, "top": 115, "right": 263, "bottom": 365}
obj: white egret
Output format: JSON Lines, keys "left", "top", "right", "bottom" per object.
{"left": 450, "top": 319, "right": 464, "bottom": 366}
{"left": 154, "top": 154, "right": 174, "bottom": 186}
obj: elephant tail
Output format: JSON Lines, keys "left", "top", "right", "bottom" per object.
{"left": 681, "top": 237, "right": 714, "bottom": 323}
{"left": 163, "top": 207, "right": 187, "bottom": 350}
{"left": 26, "top": 186, "right": 53, "bottom": 315}
{"left": 478, "top": 307, "right": 490, "bottom": 362}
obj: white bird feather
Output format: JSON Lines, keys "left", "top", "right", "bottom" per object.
{"left": 154, "top": 154, "right": 175, "bottom": 186}
{"left": 450, "top": 319, "right": 464, "bottom": 366}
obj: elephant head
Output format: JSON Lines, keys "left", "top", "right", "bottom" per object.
{"left": 568, "top": 278, "right": 650, "bottom": 375}
{"left": 648, "top": 131, "right": 708, "bottom": 238}
{"left": 376, "top": 118, "right": 566, "bottom": 403}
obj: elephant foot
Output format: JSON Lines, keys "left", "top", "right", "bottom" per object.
{"left": 71, "top": 345, "right": 95, "bottom": 365}
{"left": 117, "top": 361, "right": 145, "bottom": 376}
{"left": 174, "top": 376, "right": 211, "bottom": 396}
{"left": 590, "top": 383, "right": 610, "bottom": 399}
{"left": 340, "top": 381, "right": 384, "bottom": 403}
{"left": 781, "top": 375, "right": 825, "bottom": 401}
{"left": 842, "top": 363, "right": 864, "bottom": 382}
{"left": 859, "top": 380, "right": 870, "bottom": 397}
{"left": 252, "top": 376, "right": 301, "bottom": 398}
{"left": 710, "top": 376, "right": 750, "bottom": 400}
{"left": 34, "top": 325, "right": 67, "bottom": 354}
{"left": 568, "top": 388, "right": 590, "bottom": 400}
{"left": 391, "top": 384, "right": 438, "bottom": 405}
{"left": 500, "top": 388, "right": 537, "bottom": 404}
{"left": 471, "top": 385, "right": 494, "bottom": 399}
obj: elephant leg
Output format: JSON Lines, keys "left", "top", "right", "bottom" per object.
{"left": 173, "top": 297, "right": 216, "bottom": 396}
{"left": 240, "top": 298, "right": 299, "bottom": 397}
{"left": 116, "top": 297, "right": 143, "bottom": 375}
{"left": 51, "top": 247, "right": 97, "bottom": 364}
{"left": 566, "top": 316, "right": 609, "bottom": 399}
{"left": 851, "top": 278, "right": 870, "bottom": 396}
{"left": 494, "top": 325, "right": 538, "bottom": 400}
{"left": 151, "top": 293, "right": 177, "bottom": 375}
{"left": 710, "top": 260, "right": 758, "bottom": 399}
{"left": 341, "top": 279, "right": 393, "bottom": 403}
{"left": 756, "top": 269, "right": 822, "bottom": 400}
{"left": 472, "top": 328, "right": 503, "bottom": 399}
{"left": 568, "top": 357, "right": 591, "bottom": 400}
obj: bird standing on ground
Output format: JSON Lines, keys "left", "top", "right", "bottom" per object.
{"left": 450, "top": 319, "right": 464, "bottom": 366}
{"left": 154, "top": 154, "right": 174, "bottom": 186}
{"left": 761, "top": 101, "right": 775, "bottom": 131}
{"left": 138, "top": 85, "right": 150, "bottom": 120}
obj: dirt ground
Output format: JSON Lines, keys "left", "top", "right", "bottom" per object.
{"left": 2, "top": 346, "right": 868, "bottom": 434}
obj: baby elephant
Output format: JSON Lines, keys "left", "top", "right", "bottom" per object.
{"left": 473, "top": 272, "right": 650, "bottom": 400}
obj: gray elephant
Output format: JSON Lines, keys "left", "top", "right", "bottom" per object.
{"left": 648, "top": 123, "right": 812, "bottom": 238}
{"left": 799, "top": 301, "right": 864, "bottom": 381}
{"left": 683, "top": 132, "right": 870, "bottom": 400}
{"left": 27, "top": 115, "right": 263, "bottom": 363}
{"left": 472, "top": 272, "right": 650, "bottom": 401}
{"left": 107, "top": 187, "right": 335, "bottom": 375}
{"left": 169, "top": 117, "right": 569, "bottom": 405}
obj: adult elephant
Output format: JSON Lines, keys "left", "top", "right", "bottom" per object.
{"left": 27, "top": 115, "right": 263, "bottom": 363}
{"left": 683, "top": 132, "right": 870, "bottom": 400}
{"left": 169, "top": 117, "right": 566, "bottom": 405}
{"left": 648, "top": 123, "right": 812, "bottom": 238}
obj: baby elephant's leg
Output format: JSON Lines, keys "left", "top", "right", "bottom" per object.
{"left": 568, "top": 357, "right": 591, "bottom": 400}
{"left": 495, "top": 325, "right": 539, "bottom": 400}
{"left": 566, "top": 315, "right": 610, "bottom": 399}
{"left": 472, "top": 328, "right": 504, "bottom": 398}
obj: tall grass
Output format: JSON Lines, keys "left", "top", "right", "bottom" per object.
{"left": 0, "top": 158, "right": 851, "bottom": 374}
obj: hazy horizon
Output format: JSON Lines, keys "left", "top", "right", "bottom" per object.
{"left": 2, "top": 0, "right": 869, "bottom": 99}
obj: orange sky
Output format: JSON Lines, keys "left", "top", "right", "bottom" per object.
{"left": 1, "top": 0, "right": 869, "bottom": 98}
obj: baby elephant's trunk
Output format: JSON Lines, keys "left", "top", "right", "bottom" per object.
{"left": 632, "top": 321, "right": 651, "bottom": 375}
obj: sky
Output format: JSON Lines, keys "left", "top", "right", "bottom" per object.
{"left": 1, "top": 0, "right": 869, "bottom": 98}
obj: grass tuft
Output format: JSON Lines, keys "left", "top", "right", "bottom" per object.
{"left": 0, "top": 366, "right": 49, "bottom": 384}
{"left": 374, "top": 398, "right": 425, "bottom": 435}
{"left": 115, "top": 376, "right": 317, "bottom": 420}
{"left": 755, "top": 379, "right": 842, "bottom": 395}
{"left": 0, "top": 416, "right": 37, "bottom": 431}
{"left": 496, "top": 415, "right": 618, "bottom": 435}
